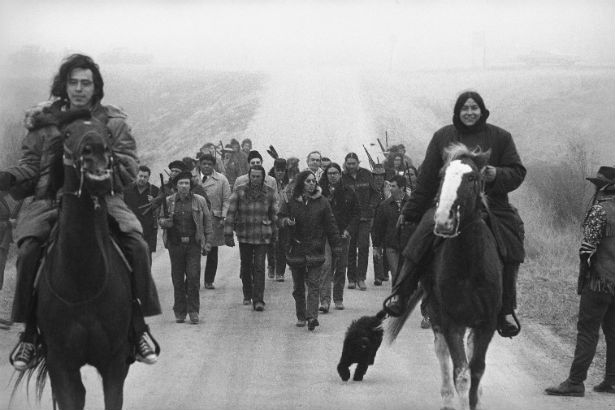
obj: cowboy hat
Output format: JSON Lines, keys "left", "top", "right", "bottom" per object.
{"left": 586, "top": 166, "right": 615, "bottom": 187}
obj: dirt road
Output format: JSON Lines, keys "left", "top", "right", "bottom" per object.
{"left": 1, "top": 245, "right": 613, "bottom": 410}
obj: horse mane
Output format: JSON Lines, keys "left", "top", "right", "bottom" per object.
{"left": 443, "top": 142, "right": 488, "bottom": 165}
{"left": 442, "top": 142, "right": 491, "bottom": 209}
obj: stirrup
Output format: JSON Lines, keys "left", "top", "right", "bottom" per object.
{"left": 497, "top": 311, "right": 521, "bottom": 338}
{"left": 382, "top": 294, "right": 403, "bottom": 318}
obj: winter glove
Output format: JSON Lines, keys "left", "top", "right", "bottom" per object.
{"left": 0, "top": 172, "right": 15, "bottom": 191}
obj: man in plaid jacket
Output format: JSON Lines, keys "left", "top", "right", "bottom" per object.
{"left": 224, "top": 165, "right": 277, "bottom": 311}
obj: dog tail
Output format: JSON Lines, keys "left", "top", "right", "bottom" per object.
{"left": 385, "top": 286, "right": 425, "bottom": 345}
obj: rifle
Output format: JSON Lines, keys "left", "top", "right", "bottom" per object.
{"left": 363, "top": 145, "right": 376, "bottom": 170}
{"left": 159, "top": 173, "right": 169, "bottom": 218}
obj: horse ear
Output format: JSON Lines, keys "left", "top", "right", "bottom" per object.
{"left": 475, "top": 149, "right": 491, "bottom": 170}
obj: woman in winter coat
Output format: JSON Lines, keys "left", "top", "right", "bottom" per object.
{"left": 385, "top": 90, "right": 526, "bottom": 339}
{"left": 278, "top": 170, "right": 340, "bottom": 331}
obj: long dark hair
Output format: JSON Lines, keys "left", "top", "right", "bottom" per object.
{"left": 51, "top": 54, "right": 104, "bottom": 105}
{"left": 292, "top": 170, "right": 315, "bottom": 199}
{"left": 319, "top": 163, "right": 342, "bottom": 192}
{"left": 452, "top": 91, "right": 490, "bottom": 134}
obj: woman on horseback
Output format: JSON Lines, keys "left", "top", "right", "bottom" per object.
{"left": 384, "top": 90, "right": 526, "bottom": 338}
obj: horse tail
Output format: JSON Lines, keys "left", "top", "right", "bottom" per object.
{"left": 10, "top": 348, "right": 50, "bottom": 406}
{"left": 385, "top": 286, "right": 425, "bottom": 345}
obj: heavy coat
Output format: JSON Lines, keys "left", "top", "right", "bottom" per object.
{"left": 342, "top": 167, "right": 377, "bottom": 220}
{"left": 372, "top": 194, "right": 412, "bottom": 250}
{"left": 9, "top": 101, "right": 142, "bottom": 244}
{"left": 161, "top": 193, "right": 213, "bottom": 251}
{"left": 278, "top": 187, "right": 340, "bottom": 263}
{"left": 124, "top": 182, "right": 160, "bottom": 252}
{"left": 200, "top": 171, "right": 231, "bottom": 246}
{"left": 403, "top": 123, "right": 526, "bottom": 262}
{"left": 7, "top": 101, "right": 138, "bottom": 200}
{"left": 225, "top": 183, "right": 277, "bottom": 245}
{"left": 321, "top": 183, "right": 359, "bottom": 234}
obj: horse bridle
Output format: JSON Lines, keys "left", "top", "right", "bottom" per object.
{"left": 62, "top": 142, "right": 116, "bottom": 208}
{"left": 433, "top": 170, "right": 485, "bottom": 238}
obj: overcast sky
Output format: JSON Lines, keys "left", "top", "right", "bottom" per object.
{"left": 1, "top": 0, "right": 614, "bottom": 71}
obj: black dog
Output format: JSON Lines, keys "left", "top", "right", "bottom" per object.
{"left": 337, "top": 310, "right": 386, "bottom": 381}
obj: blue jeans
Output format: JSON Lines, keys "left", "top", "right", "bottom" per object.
{"left": 239, "top": 243, "right": 268, "bottom": 305}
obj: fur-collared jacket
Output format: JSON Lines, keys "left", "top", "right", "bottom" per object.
{"left": 278, "top": 187, "right": 341, "bottom": 259}
{"left": 6, "top": 100, "right": 138, "bottom": 200}
{"left": 224, "top": 183, "right": 278, "bottom": 245}
{"left": 7, "top": 100, "right": 142, "bottom": 244}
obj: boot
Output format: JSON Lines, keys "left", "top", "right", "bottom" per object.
{"left": 498, "top": 263, "right": 521, "bottom": 338}
{"left": 545, "top": 380, "right": 585, "bottom": 397}
{"left": 10, "top": 309, "right": 39, "bottom": 371}
{"left": 131, "top": 299, "right": 159, "bottom": 364}
{"left": 383, "top": 258, "right": 419, "bottom": 317}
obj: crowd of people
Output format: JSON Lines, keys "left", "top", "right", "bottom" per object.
{"left": 0, "top": 52, "right": 612, "bottom": 398}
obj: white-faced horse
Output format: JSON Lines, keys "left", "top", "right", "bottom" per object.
{"left": 387, "top": 143, "right": 502, "bottom": 410}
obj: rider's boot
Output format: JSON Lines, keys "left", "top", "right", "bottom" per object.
{"left": 132, "top": 299, "right": 158, "bottom": 364}
{"left": 10, "top": 302, "right": 39, "bottom": 371}
{"left": 383, "top": 258, "right": 420, "bottom": 317}
{"left": 119, "top": 232, "right": 160, "bottom": 364}
{"left": 10, "top": 238, "right": 43, "bottom": 371}
{"left": 498, "top": 263, "right": 521, "bottom": 338}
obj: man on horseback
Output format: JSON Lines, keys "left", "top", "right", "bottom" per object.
{"left": 0, "top": 54, "right": 161, "bottom": 370}
{"left": 383, "top": 91, "right": 526, "bottom": 338}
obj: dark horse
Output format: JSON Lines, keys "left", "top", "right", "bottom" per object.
{"left": 387, "top": 143, "right": 502, "bottom": 410}
{"left": 16, "top": 117, "right": 133, "bottom": 410}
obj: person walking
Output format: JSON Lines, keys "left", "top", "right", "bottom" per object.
{"left": 124, "top": 165, "right": 160, "bottom": 264}
{"left": 318, "top": 163, "right": 359, "bottom": 312}
{"left": 224, "top": 165, "right": 277, "bottom": 311}
{"left": 371, "top": 164, "right": 388, "bottom": 286}
{"left": 198, "top": 153, "right": 231, "bottom": 289}
{"left": 342, "top": 152, "right": 376, "bottom": 291}
{"left": 268, "top": 158, "right": 290, "bottom": 282}
{"left": 372, "top": 174, "right": 412, "bottom": 286}
{"left": 545, "top": 166, "right": 615, "bottom": 397}
{"left": 279, "top": 170, "right": 340, "bottom": 331}
{"left": 158, "top": 171, "right": 213, "bottom": 324}
{"left": 384, "top": 91, "right": 526, "bottom": 339}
